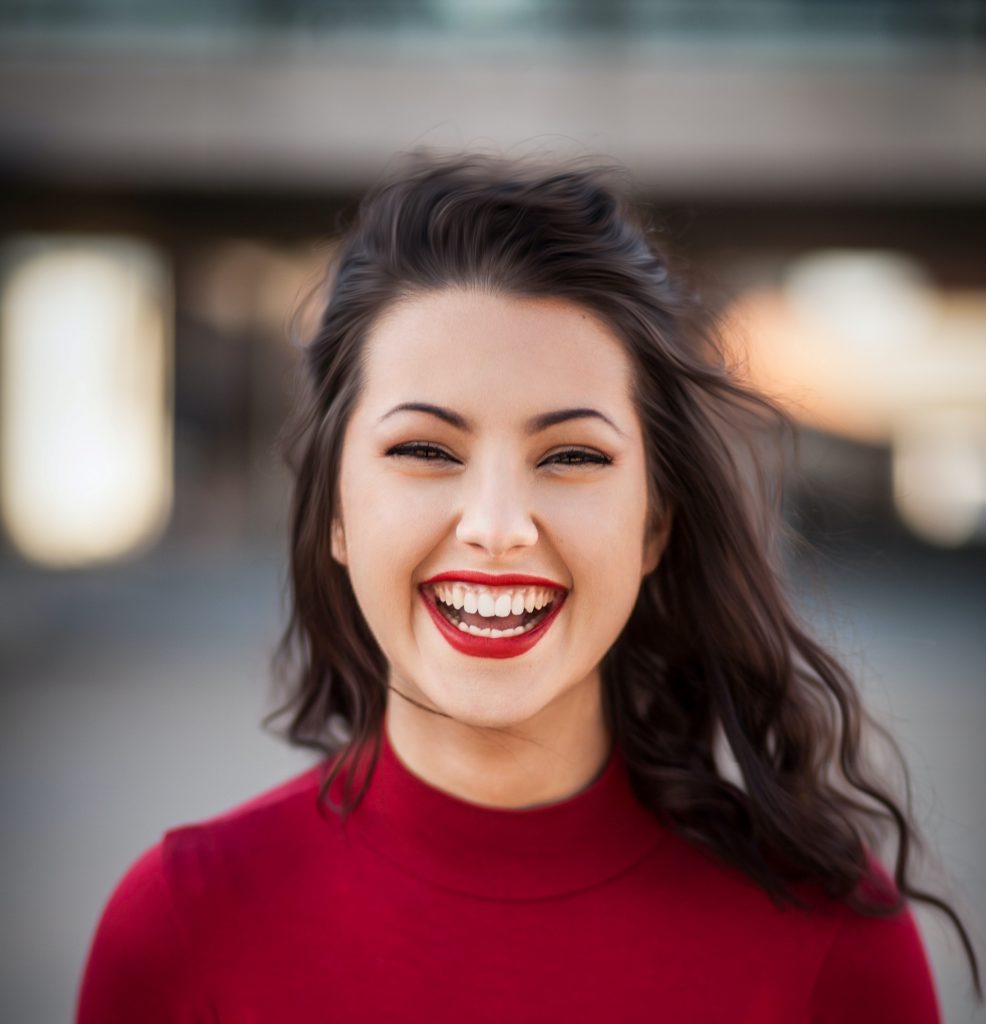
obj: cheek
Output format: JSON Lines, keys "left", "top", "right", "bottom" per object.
{"left": 548, "top": 490, "right": 648, "bottom": 636}
{"left": 343, "top": 458, "right": 441, "bottom": 540}
{"left": 341, "top": 473, "right": 444, "bottom": 607}
{"left": 546, "top": 479, "right": 648, "bottom": 565}
{"left": 354, "top": 460, "right": 452, "bottom": 526}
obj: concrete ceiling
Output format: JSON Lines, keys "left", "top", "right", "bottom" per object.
{"left": 2, "top": 39, "right": 985, "bottom": 199}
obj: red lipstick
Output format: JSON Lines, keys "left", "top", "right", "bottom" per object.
{"left": 418, "top": 571, "right": 568, "bottom": 660}
{"left": 422, "top": 570, "right": 566, "bottom": 590}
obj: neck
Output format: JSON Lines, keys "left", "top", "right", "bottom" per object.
{"left": 383, "top": 675, "right": 612, "bottom": 809}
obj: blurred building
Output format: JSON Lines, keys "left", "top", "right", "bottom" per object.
{"left": 2, "top": 0, "right": 985, "bottom": 565}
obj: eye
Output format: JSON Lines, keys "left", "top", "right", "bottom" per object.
{"left": 384, "top": 443, "right": 612, "bottom": 468}
{"left": 385, "top": 442, "right": 458, "bottom": 463}
{"left": 542, "top": 448, "right": 612, "bottom": 468}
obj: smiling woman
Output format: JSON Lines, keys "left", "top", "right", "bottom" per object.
{"left": 76, "top": 151, "right": 980, "bottom": 1023}
{"left": 326, "top": 288, "right": 662, "bottom": 800}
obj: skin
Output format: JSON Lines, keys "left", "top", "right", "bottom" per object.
{"left": 331, "top": 288, "right": 669, "bottom": 808}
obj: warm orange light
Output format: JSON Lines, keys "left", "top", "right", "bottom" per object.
{"left": 723, "top": 250, "right": 986, "bottom": 545}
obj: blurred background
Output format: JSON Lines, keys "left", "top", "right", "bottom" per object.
{"left": 1, "top": 2, "right": 985, "bottom": 1021}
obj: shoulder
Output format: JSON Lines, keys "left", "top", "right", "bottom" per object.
{"left": 76, "top": 840, "right": 199, "bottom": 1022}
{"left": 158, "top": 759, "right": 332, "bottom": 903}
{"left": 161, "top": 759, "right": 332, "bottom": 882}
{"left": 649, "top": 834, "right": 940, "bottom": 1022}
{"left": 807, "top": 859, "right": 941, "bottom": 1023}
{"left": 76, "top": 761, "right": 330, "bottom": 1023}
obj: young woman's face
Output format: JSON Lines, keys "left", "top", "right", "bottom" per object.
{"left": 332, "top": 289, "right": 664, "bottom": 732}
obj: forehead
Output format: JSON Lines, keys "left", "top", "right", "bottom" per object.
{"left": 360, "top": 289, "right": 636, "bottom": 417}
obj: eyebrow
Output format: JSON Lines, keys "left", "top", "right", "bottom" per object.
{"left": 377, "top": 401, "right": 626, "bottom": 438}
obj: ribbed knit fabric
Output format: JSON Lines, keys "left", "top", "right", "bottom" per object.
{"left": 77, "top": 728, "right": 940, "bottom": 1022}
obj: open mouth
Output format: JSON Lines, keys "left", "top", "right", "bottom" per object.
{"left": 425, "top": 585, "right": 562, "bottom": 639}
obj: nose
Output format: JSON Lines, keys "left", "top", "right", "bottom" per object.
{"left": 454, "top": 454, "right": 539, "bottom": 558}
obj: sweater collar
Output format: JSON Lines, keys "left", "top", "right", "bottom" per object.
{"left": 340, "top": 724, "right": 665, "bottom": 901}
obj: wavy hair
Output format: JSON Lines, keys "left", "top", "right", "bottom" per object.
{"left": 266, "top": 148, "right": 979, "bottom": 992}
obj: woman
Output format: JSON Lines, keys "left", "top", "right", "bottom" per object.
{"left": 77, "top": 151, "right": 979, "bottom": 1022}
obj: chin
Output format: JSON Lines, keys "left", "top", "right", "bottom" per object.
{"left": 420, "top": 676, "right": 557, "bottom": 734}
{"left": 434, "top": 675, "right": 577, "bottom": 733}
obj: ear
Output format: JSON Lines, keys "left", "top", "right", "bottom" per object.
{"left": 330, "top": 518, "right": 348, "bottom": 566}
{"left": 642, "top": 507, "right": 672, "bottom": 577}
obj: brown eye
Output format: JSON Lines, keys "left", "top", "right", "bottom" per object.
{"left": 543, "top": 448, "right": 612, "bottom": 467}
{"left": 386, "top": 443, "right": 458, "bottom": 463}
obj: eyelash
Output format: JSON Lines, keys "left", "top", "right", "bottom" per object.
{"left": 385, "top": 442, "right": 612, "bottom": 468}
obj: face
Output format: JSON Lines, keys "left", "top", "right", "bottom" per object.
{"left": 332, "top": 288, "right": 666, "bottom": 734}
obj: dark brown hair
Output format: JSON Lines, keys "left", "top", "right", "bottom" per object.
{"left": 266, "top": 148, "right": 979, "bottom": 993}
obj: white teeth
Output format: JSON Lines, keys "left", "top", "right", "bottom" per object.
{"left": 456, "top": 621, "right": 531, "bottom": 638}
{"left": 432, "top": 583, "right": 560, "bottom": 620}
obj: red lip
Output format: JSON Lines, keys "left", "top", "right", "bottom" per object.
{"left": 420, "top": 587, "right": 567, "bottom": 660}
{"left": 421, "top": 570, "right": 567, "bottom": 591}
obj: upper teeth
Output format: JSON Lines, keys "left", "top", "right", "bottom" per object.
{"left": 430, "top": 584, "right": 556, "bottom": 618}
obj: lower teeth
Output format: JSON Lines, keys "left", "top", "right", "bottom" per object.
{"left": 458, "top": 621, "right": 530, "bottom": 638}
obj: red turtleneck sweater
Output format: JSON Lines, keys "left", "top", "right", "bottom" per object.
{"left": 77, "top": 729, "right": 940, "bottom": 1022}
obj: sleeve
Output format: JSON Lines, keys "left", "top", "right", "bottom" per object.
{"left": 808, "top": 901, "right": 941, "bottom": 1023}
{"left": 75, "top": 840, "right": 209, "bottom": 1024}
